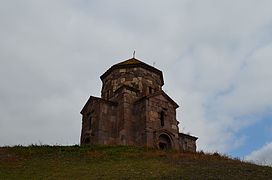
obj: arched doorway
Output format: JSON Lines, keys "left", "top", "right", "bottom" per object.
{"left": 158, "top": 134, "right": 172, "bottom": 150}
{"left": 83, "top": 137, "right": 90, "bottom": 144}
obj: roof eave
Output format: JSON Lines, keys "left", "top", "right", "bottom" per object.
{"left": 80, "top": 96, "right": 118, "bottom": 114}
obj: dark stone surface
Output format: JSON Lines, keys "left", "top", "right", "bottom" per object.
{"left": 80, "top": 58, "right": 197, "bottom": 152}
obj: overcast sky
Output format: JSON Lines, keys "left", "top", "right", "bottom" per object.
{"left": 1, "top": 0, "right": 272, "bottom": 166}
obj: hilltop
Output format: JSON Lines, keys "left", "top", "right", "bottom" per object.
{"left": 0, "top": 145, "right": 271, "bottom": 179}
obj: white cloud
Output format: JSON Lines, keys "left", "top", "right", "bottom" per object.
{"left": 216, "top": 43, "right": 272, "bottom": 115}
{"left": 245, "top": 142, "right": 272, "bottom": 166}
{"left": 0, "top": 0, "right": 272, "bottom": 159}
{"left": 177, "top": 43, "right": 272, "bottom": 152}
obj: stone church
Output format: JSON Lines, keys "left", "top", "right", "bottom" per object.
{"left": 80, "top": 57, "right": 197, "bottom": 152}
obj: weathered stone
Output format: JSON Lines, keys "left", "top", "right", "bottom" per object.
{"left": 80, "top": 58, "right": 198, "bottom": 152}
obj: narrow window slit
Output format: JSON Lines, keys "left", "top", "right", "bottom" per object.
{"left": 160, "top": 111, "right": 165, "bottom": 127}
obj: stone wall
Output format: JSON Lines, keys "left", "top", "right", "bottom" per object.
{"left": 145, "top": 94, "right": 180, "bottom": 149}
{"left": 133, "top": 99, "right": 148, "bottom": 146}
{"left": 179, "top": 133, "right": 197, "bottom": 152}
{"left": 101, "top": 67, "right": 162, "bottom": 100}
{"left": 80, "top": 97, "right": 118, "bottom": 145}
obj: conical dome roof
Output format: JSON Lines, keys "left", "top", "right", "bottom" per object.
{"left": 100, "top": 58, "right": 164, "bottom": 85}
{"left": 115, "top": 58, "right": 143, "bottom": 65}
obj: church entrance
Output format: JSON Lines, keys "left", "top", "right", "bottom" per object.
{"left": 158, "top": 134, "right": 171, "bottom": 150}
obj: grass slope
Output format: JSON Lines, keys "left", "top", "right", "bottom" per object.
{"left": 0, "top": 145, "right": 271, "bottom": 179}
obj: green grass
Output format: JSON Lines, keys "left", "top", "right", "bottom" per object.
{"left": 0, "top": 145, "right": 271, "bottom": 179}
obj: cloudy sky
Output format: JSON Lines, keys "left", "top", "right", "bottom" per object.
{"left": 1, "top": 0, "right": 272, "bottom": 166}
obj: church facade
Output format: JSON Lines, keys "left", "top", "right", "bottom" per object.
{"left": 80, "top": 58, "right": 197, "bottom": 152}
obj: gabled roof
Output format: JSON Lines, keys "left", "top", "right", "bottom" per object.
{"left": 179, "top": 133, "right": 198, "bottom": 141}
{"left": 135, "top": 90, "right": 179, "bottom": 109}
{"left": 80, "top": 96, "right": 118, "bottom": 114}
{"left": 100, "top": 58, "right": 164, "bottom": 85}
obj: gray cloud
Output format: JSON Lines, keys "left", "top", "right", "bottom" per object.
{"left": 1, "top": 1, "right": 272, "bottom": 166}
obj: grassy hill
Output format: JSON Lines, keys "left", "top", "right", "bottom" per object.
{"left": 1, "top": 145, "right": 271, "bottom": 179}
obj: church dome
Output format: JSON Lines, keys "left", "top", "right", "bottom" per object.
{"left": 100, "top": 58, "right": 164, "bottom": 85}
{"left": 100, "top": 58, "right": 164, "bottom": 100}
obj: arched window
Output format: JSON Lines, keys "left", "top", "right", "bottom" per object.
{"left": 148, "top": 87, "right": 153, "bottom": 94}
{"left": 160, "top": 111, "right": 165, "bottom": 127}
{"left": 107, "top": 90, "right": 110, "bottom": 99}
